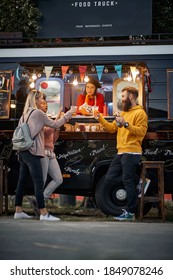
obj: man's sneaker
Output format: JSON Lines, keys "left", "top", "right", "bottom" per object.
{"left": 114, "top": 209, "right": 135, "bottom": 221}
{"left": 40, "top": 213, "right": 61, "bottom": 221}
{"left": 14, "top": 212, "right": 33, "bottom": 219}
{"left": 138, "top": 178, "right": 151, "bottom": 197}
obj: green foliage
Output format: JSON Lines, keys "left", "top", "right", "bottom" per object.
{"left": 0, "top": 0, "right": 42, "bottom": 37}
{"left": 153, "top": 0, "right": 173, "bottom": 33}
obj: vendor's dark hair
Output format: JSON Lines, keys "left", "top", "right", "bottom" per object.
{"left": 122, "top": 86, "right": 138, "bottom": 99}
{"left": 83, "top": 84, "right": 97, "bottom": 96}
{"left": 83, "top": 77, "right": 101, "bottom": 96}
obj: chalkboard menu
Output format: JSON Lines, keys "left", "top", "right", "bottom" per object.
{"left": 0, "top": 71, "right": 12, "bottom": 119}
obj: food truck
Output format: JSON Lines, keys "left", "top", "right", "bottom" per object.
{"left": 0, "top": 41, "right": 173, "bottom": 216}
{"left": 0, "top": 0, "right": 173, "bottom": 218}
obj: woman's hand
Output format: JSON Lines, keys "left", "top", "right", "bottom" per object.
{"left": 85, "top": 93, "right": 93, "bottom": 104}
{"left": 80, "top": 107, "right": 91, "bottom": 116}
{"left": 56, "top": 106, "right": 63, "bottom": 120}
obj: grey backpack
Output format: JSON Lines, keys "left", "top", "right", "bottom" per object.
{"left": 12, "top": 110, "right": 35, "bottom": 151}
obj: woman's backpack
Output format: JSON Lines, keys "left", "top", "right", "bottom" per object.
{"left": 12, "top": 110, "right": 35, "bottom": 151}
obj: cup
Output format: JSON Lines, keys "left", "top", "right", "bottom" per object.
{"left": 79, "top": 124, "right": 85, "bottom": 132}
{"left": 92, "top": 106, "right": 99, "bottom": 117}
{"left": 70, "top": 106, "right": 77, "bottom": 116}
{"left": 85, "top": 125, "right": 90, "bottom": 132}
{"left": 91, "top": 125, "right": 97, "bottom": 132}
{"left": 90, "top": 124, "right": 100, "bottom": 132}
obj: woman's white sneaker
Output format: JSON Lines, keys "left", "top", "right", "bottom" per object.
{"left": 40, "top": 214, "right": 61, "bottom": 221}
{"left": 14, "top": 212, "right": 32, "bottom": 219}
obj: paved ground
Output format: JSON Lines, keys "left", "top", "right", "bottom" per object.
{"left": 0, "top": 217, "right": 173, "bottom": 260}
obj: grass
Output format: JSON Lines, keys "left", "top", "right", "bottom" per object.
{"left": 2, "top": 196, "right": 173, "bottom": 223}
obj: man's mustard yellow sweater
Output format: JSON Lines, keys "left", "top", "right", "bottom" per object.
{"left": 98, "top": 105, "right": 148, "bottom": 154}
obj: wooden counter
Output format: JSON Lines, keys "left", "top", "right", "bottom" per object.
{"left": 58, "top": 131, "right": 173, "bottom": 141}
{"left": 59, "top": 131, "right": 116, "bottom": 140}
{"left": 1, "top": 115, "right": 173, "bottom": 141}
{"left": 0, "top": 130, "right": 173, "bottom": 141}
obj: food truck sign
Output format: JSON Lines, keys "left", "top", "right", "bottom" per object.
{"left": 38, "top": 0, "right": 152, "bottom": 38}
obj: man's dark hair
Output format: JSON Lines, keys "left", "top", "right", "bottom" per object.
{"left": 122, "top": 86, "right": 138, "bottom": 99}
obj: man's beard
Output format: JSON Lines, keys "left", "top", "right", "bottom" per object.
{"left": 122, "top": 98, "right": 132, "bottom": 111}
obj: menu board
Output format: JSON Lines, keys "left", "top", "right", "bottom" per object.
{"left": 0, "top": 71, "right": 12, "bottom": 119}
{"left": 38, "top": 0, "right": 152, "bottom": 38}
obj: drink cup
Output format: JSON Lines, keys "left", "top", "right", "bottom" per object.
{"left": 85, "top": 125, "right": 90, "bottom": 132}
{"left": 91, "top": 125, "right": 96, "bottom": 131}
{"left": 79, "top": 124, "right": 85, "bottom": 131}
{"left": 70, "top": 106, "right": 77, "bottom": 116}
{"left": 114, "top": 111, "right": 123, "bottom": 127}
{"left": 92, "top": 106, "right": 99, "bottom": 117}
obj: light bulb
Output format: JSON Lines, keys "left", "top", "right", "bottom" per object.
{"left": 22, "top": 71, "right": 27, "bottom": 77}
{"left": 73, "top": 77, "right": 78, "bottom": 86}
{"left": 84, "top": 75, "right": 89, "bottom": 82}
{"left": 69, "top": 69, "right": 73, "bottom": 74}
{"left": 124, "top": 73, "right": 128, "bottom": 81}
{"left": 127, "top": 75, "right": 132, "bottom": 82}
{"left": 10, "top": 101, "right": 16, "bottom": 109}
{"left": 91, "top": 66, "right": 95, "bottom": 72}
{"left": 32, "top": 73, "right": 37, "bottom": 80}
{"left": 30, "top": 81, "right": 35, "bottom": 88}
{"left": 55, "top": 71, "right": 60, "bottom": 76}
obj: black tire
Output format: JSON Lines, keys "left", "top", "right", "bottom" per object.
{"left": 95, "top": 175, "right": 127, "bottom": 216}
{"left": 95, "top": 175, "right": 152, "bottom": 216}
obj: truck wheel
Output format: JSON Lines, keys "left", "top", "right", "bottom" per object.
{"left": 95, "top": 175, "right": 152, "bottom": 216}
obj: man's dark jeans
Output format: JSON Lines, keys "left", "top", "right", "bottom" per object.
{"left": 104, "top": 153, "right": 141, "bottom": 213}
{"left": 15, "top": 150, "right": 45, "bottom": 209}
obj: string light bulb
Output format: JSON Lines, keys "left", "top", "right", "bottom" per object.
{"left": 91, "top": 66, "right": 95, "bottom": 72}
{"left": 32, "top": 72, "right": 37, "bottom": 80}
{"left": 55, "top": 71, "right": 60, "bottom": 76}
{"left": 73, "top": 77, "right": 78, "bottom": 86}
{"left": 69, "top": 69, "right": 73, "bottom": 74}
{"left": 10, "top": 100, "right": 16, "bottom": 109}
{"left": 135, "top": 68, "right": 140, "bottom": 75}
{"left": 30, "top": 81, "right": 35, "bottom": 88}
{"left": 127, "top": 74, "right": 132, "bottom": 82}
{"left": 84, "top": 75, "right": 89, "bottom": 82}
{"left": 104, "top": 67, "right": 109, "bottom": 73}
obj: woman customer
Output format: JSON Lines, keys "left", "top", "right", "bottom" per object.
{"left": 76, "top": 77, "right": 104, "bottom": 115}
{"left": 14, "top": 90, "right": 76, "bottom": 221}
{"left": 38, "top": 98, "right": 63, "bottom": 200}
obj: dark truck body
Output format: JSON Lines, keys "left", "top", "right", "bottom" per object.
{"left": 1, "top": 118, "right": 173, "bottom": 216}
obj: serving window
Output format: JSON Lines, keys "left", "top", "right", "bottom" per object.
{"left": 35, "top": 77, "right": 64, "bottom": 118}
{"left": 113, "top": 78, "right": 143, "bottom": 113}
{"left": 0, "top": 71, "right": 12, "bottom": 119}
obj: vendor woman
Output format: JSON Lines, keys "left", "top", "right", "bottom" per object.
{"left": 76, "top": 77, "right": 104, "bottom": 115}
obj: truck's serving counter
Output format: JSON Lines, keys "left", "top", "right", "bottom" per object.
{"left": 1, "top": 116, "right": 173, "bottom": 140}
{"left": 59, "top": 131, "right": 173, "bottom": 141}
{"left": 60, "top": 116, "right": 173, "bottom": 140}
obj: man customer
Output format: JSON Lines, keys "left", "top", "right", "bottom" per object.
{"left": 94, "top": 86, "right": 148, "bottom": 221}
{"left": 14, "top": 90, "right": 76, "bottom": 221}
